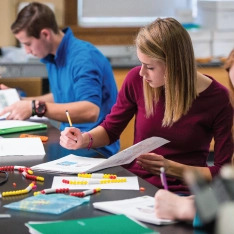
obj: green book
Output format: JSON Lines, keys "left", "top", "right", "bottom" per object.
{"left": 26, "top": 214, "right": 158, "bottom": 234}
{"left": 0, "top": 120, "right": 47, "bottom": 135}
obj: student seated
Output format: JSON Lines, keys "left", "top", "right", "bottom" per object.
{"left": 0, "top": 2, "right": 119, "bottom": 158}
{"left": 60, "top": 17, "right": 233, "bottom": 194}
{"left": 155, "top": 48, "right": 234, "bottom": 228}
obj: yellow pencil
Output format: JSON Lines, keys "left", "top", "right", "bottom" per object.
{"left": 66, "top": 110, "right": 73, "bottom": 127}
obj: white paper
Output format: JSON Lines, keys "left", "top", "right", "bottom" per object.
{"left": 32, "top": 136, "right": 169, "bottom": 174}
{"left": 90, "top": 136, "right": 169, "bottom": 172}
{"left": 0, "top": 89, "right": 20, "bottom": 119}
{"left": 32, "top": 155, "right": 106, "bottom": 174}
{"left": 0, "top": 138, "right": 45, "bottom": 156}
{"left": 52, "top": 176, "right": 139, "bottom": 190}
{"left": 93, "top": 196, "right": 176, "bottom": 225}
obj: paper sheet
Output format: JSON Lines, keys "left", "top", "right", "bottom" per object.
{"left": 0, "top": 138, "right": 45, "bottom": 156}
{"left": 93, "top": 196, "right": 176, "bottom": 225}
{"left": 0, "top": 89, "right": 20, "bottom": 119}
{"left": 52, "top": 176, "right": 139, "bottom": 190}
{"left": 32, "top": 137, "right": 170, "bottom": 174}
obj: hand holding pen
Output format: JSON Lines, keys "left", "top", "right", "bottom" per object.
{"left": 60, "top": 111, "right": 83, "bottom": 149}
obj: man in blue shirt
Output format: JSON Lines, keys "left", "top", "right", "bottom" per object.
{"left": 0, "top": 2, "right": 119, "bottom": 157}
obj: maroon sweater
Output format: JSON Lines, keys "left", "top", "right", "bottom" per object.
{"left": 100, "top": 66, "right": 233, "bottom": 194}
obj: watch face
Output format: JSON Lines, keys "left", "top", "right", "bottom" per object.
{"left": 37, "top": 104, "right": 46, "bottom": 114}
{"left": 36, "top": 102, "right": 46, "bottom": 116}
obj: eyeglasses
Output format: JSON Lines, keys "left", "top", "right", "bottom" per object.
{"left": 0, "top": 171, "right": 8, "bottom": 185}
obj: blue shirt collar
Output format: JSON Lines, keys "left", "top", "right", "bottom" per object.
{"left": 41, "top": 27, "right": 73, "bottom": 65}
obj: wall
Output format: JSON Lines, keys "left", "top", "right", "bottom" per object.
{"left": 0, "top": 0, "right": 64, "bottom": 47}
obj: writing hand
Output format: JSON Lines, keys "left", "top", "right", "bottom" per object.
{"left": 60, "top": 127, "right": 83, "bottom": 150}
{"left": 155, "top": 189, "right": 195, "bottom": 221}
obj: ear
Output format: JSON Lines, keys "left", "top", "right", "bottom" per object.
{"left": 40, "top": 29, "right": 51, "bottom": 40}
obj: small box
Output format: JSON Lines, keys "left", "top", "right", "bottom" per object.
{"left": 187, "top": 29, "right": 212, "bottom": 59}
{"left": 197, "top": 0, "right": 234, "bottom": 30}
{"left": 212, "top": 31, "right": 234, "bottom": 58}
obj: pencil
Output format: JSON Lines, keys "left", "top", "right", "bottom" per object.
{"left": 66, "top": 110, "right": 73, "bottom": 127}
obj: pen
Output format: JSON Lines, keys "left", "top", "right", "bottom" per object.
{"left": 66, "top": 110, "right": 73, "bottom": 127}
{"left": 160, "top": 167, "right": 168, "bottom": 190}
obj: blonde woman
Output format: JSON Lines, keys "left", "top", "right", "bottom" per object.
{"left": 153, "top": 49, "right": 234, "bottom": 225}
{"left": 60, "top": 18, "right": 233, "bottom": 194}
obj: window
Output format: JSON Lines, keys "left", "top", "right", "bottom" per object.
{"left": 78, "top": 0, "right": 197, "bottom": 27}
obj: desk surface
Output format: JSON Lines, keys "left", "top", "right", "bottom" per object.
{"left": 0, "top": 121, "right": 196, "bottom": 234}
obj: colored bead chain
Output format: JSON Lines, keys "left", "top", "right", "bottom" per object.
{"left": 22, "top": 171, "right": 44, "bottom": 182}
{"left": 70, "top": 188, "right": 101, "bottom": 197}
{"left": 63, "top": 178, "right": 127, "bottom": 185}
{"left": 0, "top": 166, "right": 32, "bottom": 174}
{"left": 77, "top": 173, "right": 117, "bottom": 179}
{"left": 1, "top": 182, "right": 35, "bottom": 197}
{"left": 34, "top": 188, "right": 69, "bottom": 196}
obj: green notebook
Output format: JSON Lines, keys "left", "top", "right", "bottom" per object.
{"left": 26, "top": 214, "right": 158, "bottom": 234}
{"left": 0, "top": 120, "right": 47, "bottom": 135}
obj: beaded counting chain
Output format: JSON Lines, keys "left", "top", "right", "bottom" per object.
{"left": 0, "top": 165, "right": 44, "bottom": 182}
{"left": 70, "top": 188, "right": 101, "bottom": 197}
{"left": 1, "top": 181, "right": 35, "bottom": 197}
{"left": 22, "top": 171, "right": 44, "bottom": 182}
{"left": 62, "top": 178, "right": 127, "bottom": 185}
{"left": 34, "top": 187, "right": 101, "bottom": 197}
{"left": 77, "top": 173, "right": 117, "bottom": 179}
{"left": 34, "top": 188, "right": 70, "bottom": 196}
{"left": 0, "top": 166, "right": 33, "bottom": 174}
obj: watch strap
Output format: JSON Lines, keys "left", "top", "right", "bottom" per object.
{"left": 32, "top": 100, "right": 36, "bottom": 116}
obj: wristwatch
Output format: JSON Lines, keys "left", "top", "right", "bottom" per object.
{"left": 32, "top": 100, "right": 47, "bottom": 117}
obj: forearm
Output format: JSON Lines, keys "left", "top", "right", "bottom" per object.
{"left": 81, "top": 126, "right": 110, "bottom": 149}
{"left": 23, "top": 93, "right": 54, "bottom": 102}
{"left": 166, "top": 160, "right": 212, "bottom": 181}
{"left": 44, "top": 101, "right": 100, "bottom": 123}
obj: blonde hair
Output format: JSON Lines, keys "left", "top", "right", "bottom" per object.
{"left": 224, "top": 49, "right": 234, "bottom": 164}
{"left": 135, "top": 18, "right": 197, "bottom": 127}
{"left": 224, "top": 49, "right": 234, "bottom": 95}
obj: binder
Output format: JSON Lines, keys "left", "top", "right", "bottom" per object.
{"left": 0, "top": 120, "right": 47, "bottom": 135}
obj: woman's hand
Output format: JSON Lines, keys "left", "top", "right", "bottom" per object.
{"left": 60, "top": 127, "right": 84, "bottom": 150}
{"left": 136, "top": 153, "right": 170, "bottom": 175}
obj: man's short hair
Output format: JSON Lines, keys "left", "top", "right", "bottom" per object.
{"left": 11, "top": 2, "right": 59, "bottom": 38}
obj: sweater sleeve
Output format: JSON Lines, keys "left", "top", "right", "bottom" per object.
{"left": 208, "top": 96, "right": 233, "bottom": 177}
{"left": 100, "top": 67, "right": 140, "bottom": 143}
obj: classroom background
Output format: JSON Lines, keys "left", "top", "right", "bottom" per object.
{"left": 0, "top": 0, "right": 233, "bottom": 154}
